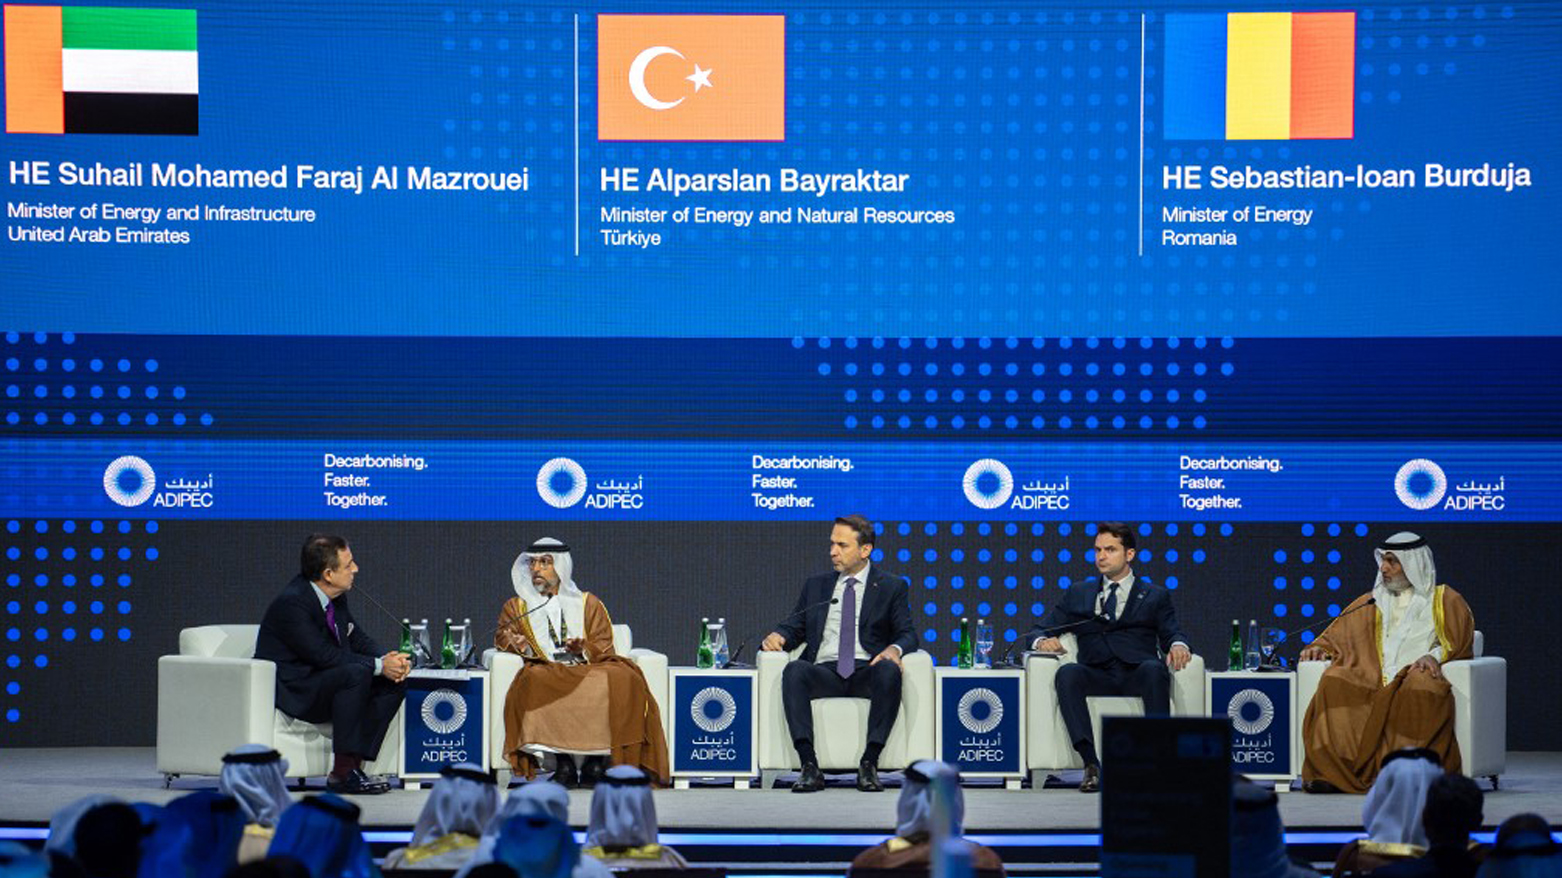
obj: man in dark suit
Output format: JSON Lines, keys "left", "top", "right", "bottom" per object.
{"left": 762, "top": 515, "right": 918, "bottom": 793}
{"left": 1028, "top": 522, "right": 1191, "bottom": 793}
{"left": 255, "top": 534, "right": 410, "bottom": 795}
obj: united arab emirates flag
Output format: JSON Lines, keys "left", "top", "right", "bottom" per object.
{"left": 5, "top": 5, "right": 198, "bottom": 135}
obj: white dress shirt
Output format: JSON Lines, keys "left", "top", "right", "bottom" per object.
{"left": 816, "top": 563, "right": 873, "bottom": 665}
{"left": 311, "top": 581, "right": 381, "bottom": 674}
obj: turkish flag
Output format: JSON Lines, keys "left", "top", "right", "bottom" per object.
{"left": 597, "top": 14, "right": 785, "bottom": 142}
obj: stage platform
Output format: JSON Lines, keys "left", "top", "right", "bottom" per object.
{"left": 3, "top": 749, "right": 1559, "bottom": 875}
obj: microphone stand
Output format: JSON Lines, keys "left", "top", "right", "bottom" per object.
{"left": 1266, "top": 597, "right": 1377, "bottom": 670}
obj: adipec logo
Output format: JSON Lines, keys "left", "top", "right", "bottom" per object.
{"left": 420, "top": 688, "right": 467, "bottom": 735}
{"left": 536, "top": 457, "right": 588, "bottom": 509}
{"left": 962, "top": 459, "right": 1014, "bottom": 510}
{"left": 690, "top": 686, "right": 737, "bottom": 733}
{"left": 1227, "top": 687, "right": 1276, "bottom": 736}
{"left": 103, "top": 455, "right": 156, "bottom": 507}
{"left": 956, "top": 687, "right": 1004, "bottom": 734}
{"left": 1394, "top": 459, "right": 1448, "bottom": 511}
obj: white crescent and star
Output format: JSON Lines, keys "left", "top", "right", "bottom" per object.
{"left": 628, "top": 46, "right": 714, "bottom": 111}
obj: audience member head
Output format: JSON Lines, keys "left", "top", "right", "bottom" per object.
{"left": 149, "top": 791, "right": 246, "bottom": 878}
{"left": 45, "top": 795, "right": 123, "bottom": 856}
{"left": 267, "top": 794, "right": 376, "bottom": 878}
{"left": 456, "top": 780, "right": 572, "bottom": 878}
{"left": 219, "top": 745, "right": 293, "bottom": 828}
{"left": 494, "top": 814, "right": 578, "bottom": 878}
{"left": 412, "top": 763, "right": 501, "bottom": 847}
{"left": 1496, "top": 815, "right": 1556, "bottom": 851}
{"left": 498, "top": 781, "right": 570, "bottom": 826}
{"left": 1477, "top": 814, "right": 1561, "bottom": 878}
{"left": 71, "top": 801, "right": 147, "bottom": 878}
{"left": 1364, "top": 749, "right": 1445, "bottom": 847}
{"left": 1422, "top": 773, "right": 1484, "bottom": 847}
{"left": 586, "top": 766, "right": 657, "bottom": 849}
{"left": 897, "top": 760, "right": 965, "bottom": 840}
{"left": 1230, "top": 777, "right": 1318, "bottom": 878}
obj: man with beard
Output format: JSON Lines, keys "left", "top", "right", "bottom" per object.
{"left": 1300, "top": 532, "right": 1475, "bottom": 793}
{"left": 495, "top": 538, "right": 668, "bottom": 787}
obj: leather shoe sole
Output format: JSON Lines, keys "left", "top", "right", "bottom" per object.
{"left": 856, "top": 763, "right": 884, "bottom": 792}
{"left": 1078, "top": 765, "right": 1101, "bottom": 793}
{"left": 1303, "top": 779, "right": 1341, "bottom": 794}
{"left": 792, "top": 764, "right": 825, "bottom": 793}
{"left": 325, "top": 775, "right": 390, "bottom": 796}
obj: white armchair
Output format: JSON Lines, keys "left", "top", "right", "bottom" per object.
{"left": 156, "top": 625, "right": 401, "bottom": 785}
{"left": 757, "top": 648, "right": 936, "bottom": 788}
{"left": 484, "top": 624, "right": 668, "bottom": 784}
{"left": 1297, "top": 630, "right": 1506, "bottom": 787}
{"left": 1025, "top": 633, "right": 1206, "bottom": 785}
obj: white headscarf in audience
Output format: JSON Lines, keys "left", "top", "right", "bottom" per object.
{"left": 1231, "top": 778, "right": 1319, "bottom": 878}
{"left": 1364, "top": 752, "right": 1445, "bottom": 848}
{"left": 586, "top": 765, "right": 658, "bottom": 848}
{"left": 267, "top": 794, "right": 376, "bottom": 878}
{"left": 218, "top": 744, "right": 293, "bottom": 827}
{"left": 411, "top": 763, "right": 500, "bottom": 847}
{"left": 897, "top": 760, "right": 964, "bottom": 839}
{"left": 495, "top": 813, "right": 580, "bottom": 878}
{"left": 44, "top": 794, "right": 122, "bottom": 855}
{"left": 456, "top": 782, "right": 612, "bottom": 878}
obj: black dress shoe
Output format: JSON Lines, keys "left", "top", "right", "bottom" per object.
{"left": 856, "top": 760, "right": 884, "bottom": 792}
{"left": 1078, "top": 764, "right": 1101, "bottom": 793}
{"left": 1303, "top": 778, "right": 1341, "bottom": 794}
{"left": 792, "top": 762, "right": 825, "bottom": 793}
{"left": 579, "top": 756, "right": 606, "bottom": 788}
{"left": 553, "top": 755, "right": 579, "bottom": 789}
{"left": 326, "top": 768, "right": 390, "bottom": 795}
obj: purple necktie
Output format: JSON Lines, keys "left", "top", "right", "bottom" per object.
{"left": 325, "top": 601, "right": 340, "bottom": 644}
{"left": 837, "top": 577, "right": 858, "bottom": 678}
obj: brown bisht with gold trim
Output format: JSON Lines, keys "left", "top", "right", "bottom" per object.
{"left": 496, "top": 592, "right": 669, "bottom": 783}
{"left": 1301, "top": 585, "right": 1474, "bottom": 793}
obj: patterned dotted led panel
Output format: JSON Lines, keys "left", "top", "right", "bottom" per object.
{"left": 1, "top": 518, "right": 154, "bottom": 727}
{"left": 868, "top": 519, "right": 1374, "bottom": 666}
{"left": 4, "top": 333, "right": 213, "bottom": 430}
{"left": 802, "top": 335, "right": 1234, "bottom": 433}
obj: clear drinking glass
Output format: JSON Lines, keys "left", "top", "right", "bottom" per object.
{"left": 975, "top": 622, "right": 995, "bottom": 668}
{"left": 1261, "top": 628, "right": 1285, "bottom": 669}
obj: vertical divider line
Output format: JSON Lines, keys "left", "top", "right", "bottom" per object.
{"left": 1139, "top": 14, "right": 1146, "bottom": 258}
{"left": 574, "top": 13, "right": 580, "bottom": 258}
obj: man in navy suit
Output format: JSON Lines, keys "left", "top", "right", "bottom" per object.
{"left": 762, "top": 515, "right": 918, "bottom": 793}
{"left": 254, "top": 534, "right": 410, "bottom": 795}
{"left": 1028, "top": 522, "right": 1191, "bottom": 792}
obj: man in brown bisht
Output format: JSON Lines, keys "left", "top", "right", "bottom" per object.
{"left": 1300, "top": 532, "right": 1475, "bottom": 794}
{"left": 496, "top": 538, "right": 668, "bottom": 787}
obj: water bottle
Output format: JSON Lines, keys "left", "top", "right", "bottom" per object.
{"left": 711, "top": 617, "right": 729, "bottom": 668}
{"left": 1228, "top": 619, "right": 1242, "bottom": 671}
{"left": 696, "top": 617, "right": 715, "bottom": 669}
{"left": 458, "top": 617, "right": 473, "bottom": 666}
{"left": 957, "top": 617, "right": 973, "bottom": 669}
{"left": 399, "top": 618, "right": 413, "bottom": 658}
{"left": 441, "top": 618, "right": 457, "bottom": 669}
{"left": 1244, "top": 619, "right": 1261, "bottom": 671}
{"left": 410, "top": 619, "right": 431, "bottom": 668}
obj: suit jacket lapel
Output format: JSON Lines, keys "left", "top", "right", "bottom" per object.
{"left": 858, "top": 570, "right": 882, "bottom": 636}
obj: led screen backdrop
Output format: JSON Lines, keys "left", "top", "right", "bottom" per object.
{"left": 2, "top": 0, "right": 1559, "bottom": 746}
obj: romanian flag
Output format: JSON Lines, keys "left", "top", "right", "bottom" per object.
{"left": 1164, "top": 11, "right": 1354, "bottom": 140}
{"left": 598, "top": 14, "right": 784, "bottom": 141}
{"left": 5, "top": 5, "right": 197, "bottom": 135}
